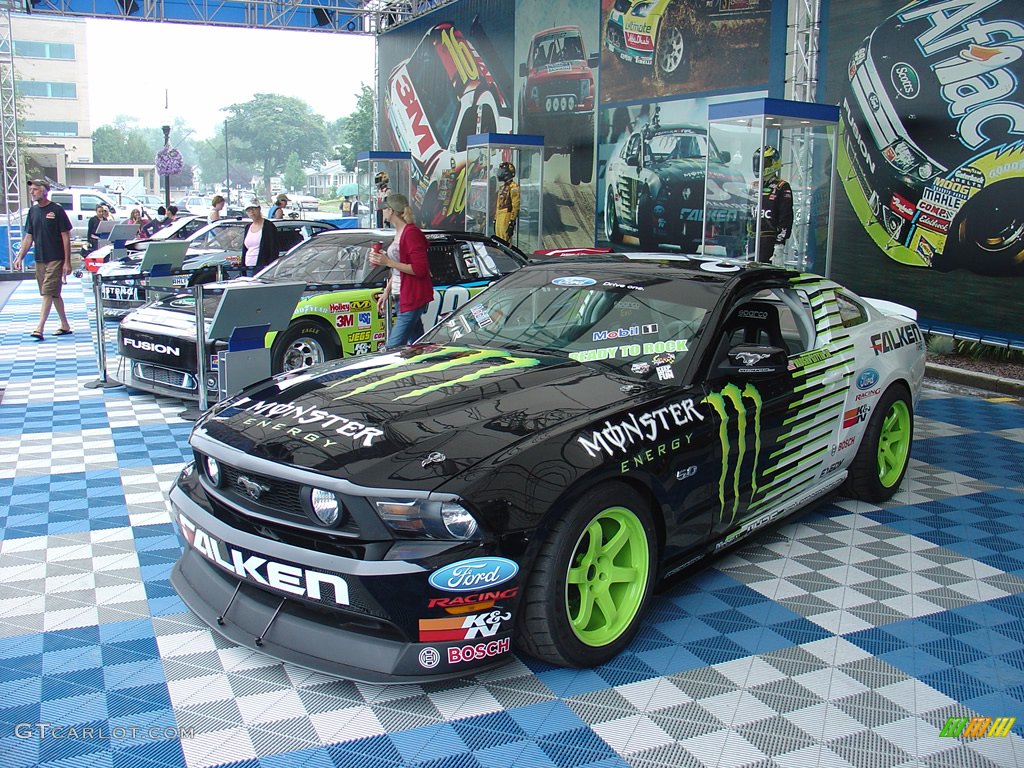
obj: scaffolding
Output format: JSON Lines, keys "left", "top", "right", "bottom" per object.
{"left": 0, "top": 0, "right": 21, "bottom": 269}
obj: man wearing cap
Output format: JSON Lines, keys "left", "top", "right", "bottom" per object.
{"left": 268, "top": 194, "right": 289, "bottom": 220}
{"left": 14, "top": 179, "right": 74, "bottom": 341}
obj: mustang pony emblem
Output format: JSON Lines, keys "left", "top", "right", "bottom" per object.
{"left": 236, "top": 475, "right": 270, "bottom": 501}
{"left": 734, "top": 352, "right": 770, "bottom": 366}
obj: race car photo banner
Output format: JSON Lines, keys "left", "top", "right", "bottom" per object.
{"left": 824, "top": 0, "right": 1024, "bottom": 343}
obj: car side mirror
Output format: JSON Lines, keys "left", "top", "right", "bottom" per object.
{"left": 625, "top": 150, "right": 639, "bottom": 167}
{"left": 719, "top": 150, "right": 731, "bottom": 164}
{"left": 716, "top": 344, "right": 789, "bottom": 378}
{"left": 588, "top": 54, "right": 599, "bottom": 68}
{"left": 519, "top": 62, "right": 527, "bottom": 77}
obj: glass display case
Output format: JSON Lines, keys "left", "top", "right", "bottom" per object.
{"left": 465, "top": 134, "right": 543, "bottom": 252}
{"left": 704, "top": 98, "right": 839, "bottom": 275}
{"left": 356, "top": 151, "right": 412, "bottom": 229}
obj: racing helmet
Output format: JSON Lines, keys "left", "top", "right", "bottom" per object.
{"left": 753, "top": 146, "right": 782, "bottom": 179}
{"left": 497, "top": 161, "right": 516, "bottom": 182}
{"left": 374, "top": 171, "right": 389, "bottom": 189}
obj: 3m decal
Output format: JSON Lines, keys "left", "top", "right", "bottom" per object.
{"left": 336, "top": 314, "right": 354, "bottom": 328}
{"left": 703, "top": 383, "right": 763, "bottom": 524}
{"left": 418, "top": 610, "right": 511, "bottom": 641}
{"left": 428, "top": 557, "right": 519, "bottom": 593}
{"left": 327, "top": 347, "right": 539, "bottom": 401}
{"left": 940, "top": 716, "right": 1016, "bottom": 738}
{"left": 843, "top": 405, "right": 871, "bottom": 428}
{"left": 447, "top": 638, "right": 511, "bottom": 664}
{"left": 177, "top": 512, "right": 349, "bottom": 605}
{"left": 577, "top": 399, "right": 704, "bottom": 458}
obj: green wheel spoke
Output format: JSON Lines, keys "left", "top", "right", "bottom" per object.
{"left": 593, "top": 588, "right": 618, "bottom": 626}
{"left": 570, "top": 582, "right": 595, "bottom": 629}
{"left": 606, "top": 564, "right": 639, "bottom": 585}
{"left": 600, "top": 523, "right": 630, "bottom": 559}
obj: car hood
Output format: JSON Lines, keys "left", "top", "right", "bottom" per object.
{"left": 195, "top": 344, "right": 632, "bottom": 490}
{"left": 653, "top": 158, "right": 715, "bottom": 185}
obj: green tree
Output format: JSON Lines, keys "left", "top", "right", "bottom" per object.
{"left": 336, "top": 84, "right": 374, "bottom": 170}
{"left": 223, "top": 94, "right": 329, "bottom": 197}
{"left": 92, "top": 119, "right": 153, "bottom": 164}
{"left": 282, "top": 151, "right": 305, "bottom": 192}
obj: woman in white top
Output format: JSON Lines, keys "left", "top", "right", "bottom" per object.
{"left": 210, "top": 195, "right": 225, "bottom": 222}
{"left": 242, "top": 202, "right": 279, "bottom": 276}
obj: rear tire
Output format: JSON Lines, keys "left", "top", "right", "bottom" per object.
{"left": 844, "top": 384, "right": 913, "bottom": 502}
{"left": 637, "top": 191, "right": 657, "bottom": 250}
{"left": 605, "top": 187, "right": 623, "bottom": 244}
{"left": 515, "top": 483, "right": 656, "bottom": 667}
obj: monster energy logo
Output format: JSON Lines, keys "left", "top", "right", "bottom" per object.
{"left": 326, "top": 347, "right": 539, "bottom": 401}
{"left": 703, "top": 383, "right": 763, "bottom": 525}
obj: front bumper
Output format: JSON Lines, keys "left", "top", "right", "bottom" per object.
{"left": 168, "top": 474, "right": 518, "bottom": 683}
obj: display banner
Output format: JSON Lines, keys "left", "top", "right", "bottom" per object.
{"left": 824, "top": 0, "right": 1024, "bottom": 342}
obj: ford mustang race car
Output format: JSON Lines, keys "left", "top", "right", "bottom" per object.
{"left": 518, "top": 26, "right": 598, "bottom": 184}
{"left": 604, "top": 0, "right": 767, "bottom": 81}
{"left": 169, "top": 253, "right": 925, "bottom": 682}
{"left": 97, "top": 218, "right": 336, "bottom": 317}
{"left": 605, "top": 108, "right": 746, "bottom": 253}
{"left": 116, "top": 229, "right": 526, "bottom": 399}
{"left": 840, "top": 0, "right": 1024, "bottom": 276}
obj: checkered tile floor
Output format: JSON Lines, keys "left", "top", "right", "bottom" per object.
{"left": 2, "top": 276, "right": 1023, "bottom": 767}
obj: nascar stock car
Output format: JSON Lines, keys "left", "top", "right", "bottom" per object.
{"left": 841, "top": 0, "right": 1024, "bottom": 276}
{"left": 518, "top": 25, "right": 599, "bottom": 184}
{"left": 604, "top": 0, "right": 768, "bottom": 81}
{"left": 168, "top": 253, "right": 926, "bottom": 682}
{"left": 96, "top": 218, "right": 337, "bottom": 317}
{"left": 116, "top": 229, "right": 527, "bottom": 399}
{"left": 385, "top": 20, "right": 512, "bottom": 227}
{"left": 605, "top": 108, "right": 746, "bottom": 254}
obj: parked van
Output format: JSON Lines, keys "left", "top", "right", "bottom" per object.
{"left": 47, "top": 187, "right": 124, "bottom": 240}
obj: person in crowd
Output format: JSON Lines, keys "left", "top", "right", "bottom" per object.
{"left": 268, "top": 194, "right": 289, "bottom": 220}
{"left": 369, "top": 193, "right": 431, "bottom": 348}
{"left": 210, "top": 195, "right": 225, "bottom": 222}
{"left": 125, "top": 208, "right": 144, "bottom": 238}
{"left": 86, "top": 204, "right": 110, "bottom": 253}
{"left": 140, "top": 206, "right": 166, "bottom": 237}
{"left": 13, "top": 179, "right": 74, "bottom": 340}
{"left": 242, "top": 200, "right": 280, "bottom": 275}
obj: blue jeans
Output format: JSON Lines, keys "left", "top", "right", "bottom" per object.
{"left": 388, "top": 306, "right": 426, "bottom": 347}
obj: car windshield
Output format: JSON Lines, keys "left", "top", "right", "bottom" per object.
{"left": 650, "top": 131, "right": 707, "bottom": 162}
{"left": 421, "top": 264, "right": 719, "bottom": 378}
{"left": 190, "top": 223, "right": 246, "bottom": 251}
{"left": 258, "top": 235, "right": 388, "bottom": 285}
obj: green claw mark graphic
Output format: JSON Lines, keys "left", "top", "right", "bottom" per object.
{"left": 328, "top": 347, "right": 539, "bottom": 401}
{"left": 703, "top": 383, "right": 763, "bottom": 525}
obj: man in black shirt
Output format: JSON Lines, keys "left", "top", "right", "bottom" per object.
{"left": 13, "top": 179, "right": 74, "bottom": 340}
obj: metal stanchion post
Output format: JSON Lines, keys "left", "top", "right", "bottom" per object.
{"left": 84, "top": 272, "right": 124, "bottom": 390}
{"left": 179, "top": 282, "right": 210, "bottom": 421}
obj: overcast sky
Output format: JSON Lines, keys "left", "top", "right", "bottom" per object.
{"left": 85, "top": 18, "right": 377, "bottom": 139}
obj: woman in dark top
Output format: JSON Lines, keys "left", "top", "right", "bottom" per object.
{"left": 242, "top": 201, "right": 280, "bottom": 275}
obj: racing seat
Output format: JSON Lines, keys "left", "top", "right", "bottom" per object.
{"left": 713, "top": 301, "right": 787, "bottom": 366}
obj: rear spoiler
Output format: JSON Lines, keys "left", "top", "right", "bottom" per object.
{"left": 863, "top": 297, "right": 917, "bottom": 321}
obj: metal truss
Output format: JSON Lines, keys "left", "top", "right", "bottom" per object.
{"left": 0, "top": 0, "right": 22, "bottom": 269}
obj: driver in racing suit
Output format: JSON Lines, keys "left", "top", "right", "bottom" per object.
{"left": 494, "top": 161, "right": 520, "bottom": 243}
{"left": 750, "top": 146, "right": 793, "bottom": 265}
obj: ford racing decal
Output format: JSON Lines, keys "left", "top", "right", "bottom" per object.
{"left": 552, "top": 276, "right": 597, "bottom": 287}
{"left": 856, "top": 368, "right": 880, "bottom": 389}
{"left": 428, "top": 557, "right": 519, "bottom": 593}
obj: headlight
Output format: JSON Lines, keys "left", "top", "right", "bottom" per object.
{"left": 205, "top": 456, "right": 221, "bottom": 487}
{"left": 917, "top": 162, "right": 934, "bottom": 180}
{"left": 375, "top": 498, "right": 480, "bottom": 540}
{"left": 632, "top": 2, "right": 655, "bottom": 17}
{"left": 310, "top": 488, "right": 341, "bottom": 526}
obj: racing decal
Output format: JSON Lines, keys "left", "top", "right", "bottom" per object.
{"left": 569, "top": 339, "right": 689, "bottom": 363}
{"left": 703, "top": 383, "right": 763, "bottom": 524}
{"left": 832, "top": 436, "right": 857, "bottom": 455}
{"left": 428, "top": 557, "right": 519, "bottom": 593}
{"left": 871, "top": 324, "right": 922, "bottom": 354}
{"left": 576, "top": 398, "right": 705, "bottom": 458}
{"left": 418, "top": 610, "right": 511, "bottom": 641}
{"left": 855, "top": 387, "right": 882, "bottom": 402}
{"left": 227, "top": 398, "right": 384, "bottom": 447}
{"left": 843, "top": 405, "right": 871, "bottom": 428}
{"left": 552, "top": 276, "right": 597, "bottom": 287}
{"left": 857, "top": 368, "right": 880, "bottom": 389}
{"left": 788, "top": 349, "right": 832, "bottom": 370}
{"left": 426, "top": 586, "right": 519, "bottom": 612}
{"left": 335, "top": 314, "right": 354, "bottom": 328}
{"left": 122, "top": 337, "right": 181, "bottom": 357}
{"left": 620, "top": 436, "right": 691, "bottom": 474}
{"left": 592, "top": 323, "right": 658, "bottom": 341}
{"left": 326, "top": 347, "right": 540, "bottom": 401}
{"left": 418, "top": 648, "right": 441, "bottom": 669}
{"left": 176, "top": 512, "right": 349, "bottom": 605}
{"left": 447, "top": 638, "right": 511, "bottom": 665}
{"left": 714, "top": 508, "right": 782, "bottom": 552}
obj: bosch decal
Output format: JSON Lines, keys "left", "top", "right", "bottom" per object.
{"left": 447, "top": 638, "right": 511, "bottom": 664}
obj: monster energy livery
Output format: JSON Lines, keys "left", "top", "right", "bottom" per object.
{"left": 170, "top": 253, "right": 925, "bottom": 682}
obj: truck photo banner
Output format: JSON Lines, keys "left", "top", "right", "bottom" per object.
{"left": 824, "top": 0, "right": 1024, "bottom": 343}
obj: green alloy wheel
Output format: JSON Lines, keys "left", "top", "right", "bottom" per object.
{"left": 846, "top": 384, "right": 914, "bottom": 502}
{"left": 516, "top": 483, "right": 657, "bottom": 667}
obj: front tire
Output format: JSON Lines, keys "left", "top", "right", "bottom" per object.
{"left": 637, "top": 191, "right": 657, "bottom": 250}
{"left": 844, "top": 384, "right": 913, "bottom": 502}
{"left": 605, "top": 187, "right": 623, "bottom": 243}
{"left": 515, "top": 483, "right": 656, "bottom": 667}
{"left": 271, "top": 319, "right": 340, "bottom": 374}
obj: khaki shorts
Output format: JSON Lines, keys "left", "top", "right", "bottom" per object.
{"left": 35, "top": 260, "right": 65, "bottom": 297}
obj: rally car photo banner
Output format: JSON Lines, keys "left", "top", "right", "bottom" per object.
{"left": 824, "top": 0, "right": 1024, "bottom": 344}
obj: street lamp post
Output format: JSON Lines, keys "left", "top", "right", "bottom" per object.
{"left": 161, "top": 123, "right": 171, "bottom": 208}
{"left": 223, "top": 119, "right": 230, "bottom": 206}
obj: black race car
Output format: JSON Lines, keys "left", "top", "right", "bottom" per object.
{"left": 170, "top": 254, "right": 925, "bottom": 683}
